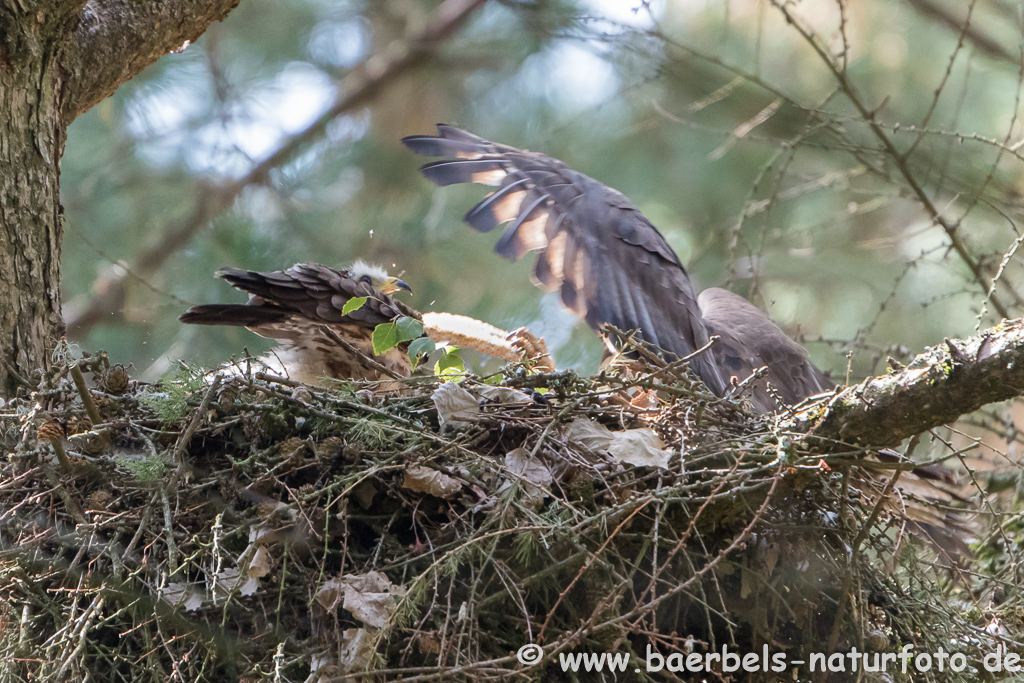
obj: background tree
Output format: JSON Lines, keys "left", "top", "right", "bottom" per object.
{"left": 0, "top": 0, "right": 247, "bottom": 395}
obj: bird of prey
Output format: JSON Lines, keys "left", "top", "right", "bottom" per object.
{"left": 403, "top": 124, "right": 838, "bottom": 411}
{"left": 180, "top": 261, "right": 417, "bottom": 383}
{"left": 181, "top": 260, "right": 555, "bottom": 384}
{"left": 403, "top": 125, "right": 727, "bottom": 397}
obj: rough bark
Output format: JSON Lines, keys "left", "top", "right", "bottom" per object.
{"left": 784, "top": 318, "right": 1024, "bottom": 448}
{"left": 0, "top": 0, "right": 241, "bottom": 396}
{"left": 62, "top": 0, "right": 241, "bottom": 120}
{"left": 0, "top": 6, "right": 75, "bottom": 395}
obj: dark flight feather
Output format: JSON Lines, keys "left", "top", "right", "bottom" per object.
{"left": 403, "top": 124, "right": 726, "bottom": 396}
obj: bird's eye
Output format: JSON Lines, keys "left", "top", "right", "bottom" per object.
{"left": 359, "top": 275, "right": 373, "bottom": 285}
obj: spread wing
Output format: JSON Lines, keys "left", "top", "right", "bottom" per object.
{"left": 697, "top": 287, "right": 833, "bottom": 411}
{"left": 403, "top": 124, "right": 726, "bottom": 396}
{"left": 180, "top": 262, "right": 420, "bottom": 335}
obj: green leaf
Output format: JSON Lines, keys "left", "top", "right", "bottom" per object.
{"left": 395, "top": 316, "right": 424, "bottom": 343}
{"left": 372, "top": 322, "right": 400, "bottom": 356}
{"left": 342, "top": 296, "right": 367, "bottom": 316}
{"left": 373, "top": 318, "right": 426, "bottom": 360}
{"left": 434, "top": 346, "right": 465, "bottom": 382}
{"left": 408, "top": 337, "right": 437, "bottom": 370}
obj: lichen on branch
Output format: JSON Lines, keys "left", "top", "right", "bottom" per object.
{"left": 784, "top": 318, "right": 1024, "bottom": 448}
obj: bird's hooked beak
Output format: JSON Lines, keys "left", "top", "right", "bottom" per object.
{"left": 382, "top": 277, "right": 412, "bottom": 295}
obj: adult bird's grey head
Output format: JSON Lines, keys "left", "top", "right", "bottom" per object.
{"left": 180, "top": 261, "right": 416, "bottom": 383}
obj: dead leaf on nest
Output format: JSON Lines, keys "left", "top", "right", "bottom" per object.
{"left": 341, "top": 571, "right": 405, "bottom": 629}
{"left": 607, "top": 428, "right": 672, "bottom": 470}
{"left": 402, "top": 465, "right": 462, "bottom": 499}
{"left": 563, "top": 418, "right": 615, "bottom": 451}
{"left": 249, "top": 523, "right": 276, "bottom": 545}
{"left": 315, "top": 577, "right": 345, "bottom": 612}
{"left": 214, "top": 568, "right": 240, "bottom": 598}
{"left": 351, "top": 479, "right": 378, "bottom": 509}
{"left": 564, "top": 418, "right": 671, "bottom": 470}
{"left": 316, "top": 571, "right": 406, "bottom": 630}
{"left": 340, "top": 627, "right": 378, "bottom": 673}
{"left": 474, "top": 385, "right": 532, "bottom": 404}
{"left": 505, "top": 448, "right": 553, "bottom": 488}
{"left": 432, "top": 383, "right": 479, "bottom": 430}
{"left": 160, "top": 582, "right": 203, "bottom": 611}
{"left": 247, "top": 545, "right": 273, "bottom": 578}
{"left": 501, "top": 448, "right": 553, "bottom": 509}
{"left": 308, "top": 653, "right": 337, "bottom": 683}
{"left": 215, "top": 568, "right": 259, "bottom": 598}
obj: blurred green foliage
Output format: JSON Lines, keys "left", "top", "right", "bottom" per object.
{"left": 61, "top": 0, "right": 1024, "bottom": 382}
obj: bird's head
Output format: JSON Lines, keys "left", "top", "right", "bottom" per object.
{"left": 349, "top": 260, "right": 412, "bottom": 295}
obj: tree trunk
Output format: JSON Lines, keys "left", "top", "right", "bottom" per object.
{"left": 0, "top": 10, "right": 71, "bottom": 396}
{"left": 0, "top": 0, "right": 242, "bottom": 396}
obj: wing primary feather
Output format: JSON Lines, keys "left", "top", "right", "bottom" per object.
{"left": 494, "top": 194, "right": 549, "bottom": 260}
{"left": 622, "top": 270, "right": 663, "bottom": 352}
{"left": 401, "top": 135, "right": 486, "bottom": 158}
{"left": 419, "top": 159, "right": 507, "bottom": 187}
{"left": 434, "top": 124, "right": 490, "bottom": 143}
{"left": 464, "top": 178, "right": 530, "bottom": 232}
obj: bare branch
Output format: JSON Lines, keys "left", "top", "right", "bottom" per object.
{"left": 785, "top": 318, "right": 1024, "bottom": 447}
{"left": 65, "top": 0, "right": 487, "bottom": 337}
{"left": 770, "top": 0, "right": 1012, "bottom": 319}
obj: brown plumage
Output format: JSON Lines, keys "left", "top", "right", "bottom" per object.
{"left": 403, "top": 124, "right": 727, "bottom": 396}
{"left": 181, "top": 261, "right": 558, "bottom": 383}
{"left": 180, "top": 261, "right": 416, "bottom": 383}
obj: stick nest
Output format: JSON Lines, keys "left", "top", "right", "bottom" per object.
{"left": 0, "top": 349, "right": 1015, "bottom": 682}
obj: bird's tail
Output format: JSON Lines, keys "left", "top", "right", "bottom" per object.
{"left": 179, "top": 305, "right": 288, "bottom": 328}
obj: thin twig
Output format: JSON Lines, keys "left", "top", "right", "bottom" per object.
{"left": 770, "top": 0, "right": 1011, "bottom": 319}
{"left": 69, "top": 363, "right": 102, "bottom": 425}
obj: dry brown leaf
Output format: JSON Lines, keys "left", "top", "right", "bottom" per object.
{"left": 608, "top": 429, "right": 671, "bottom": 470}
{"left": 432, "top": 383, "right": 479, "bottom": 430}
{"left": 160, "top": 582, "right": 203, "bottom": 611}
{"left": 314, "top": 577, "right": 344, "bottom": 612}
{"left": 474, "top": 385, "right": 532, "bottom": 404}
{"left": 351, "top": 479, "right": 378, "bottom": 509}
{"left": 402, "top": 465, "right": 462, "bottom": 499}
{"left": 247, "top": 545, "right": 273, "bottom": 578}
{"left": 317, "top": 571, "right": 406, "bottom": 630}
{"left": 340, "top": 627, "right": 378, "bottom": 673}
{"left": 502, "top": 447, "right": 553, "bottom": 509}
{"left": 563, "top": 418, "right": 615, "bottom": 451}
{"left": 564, "top": 419, "right": 672, "bottom": 469}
